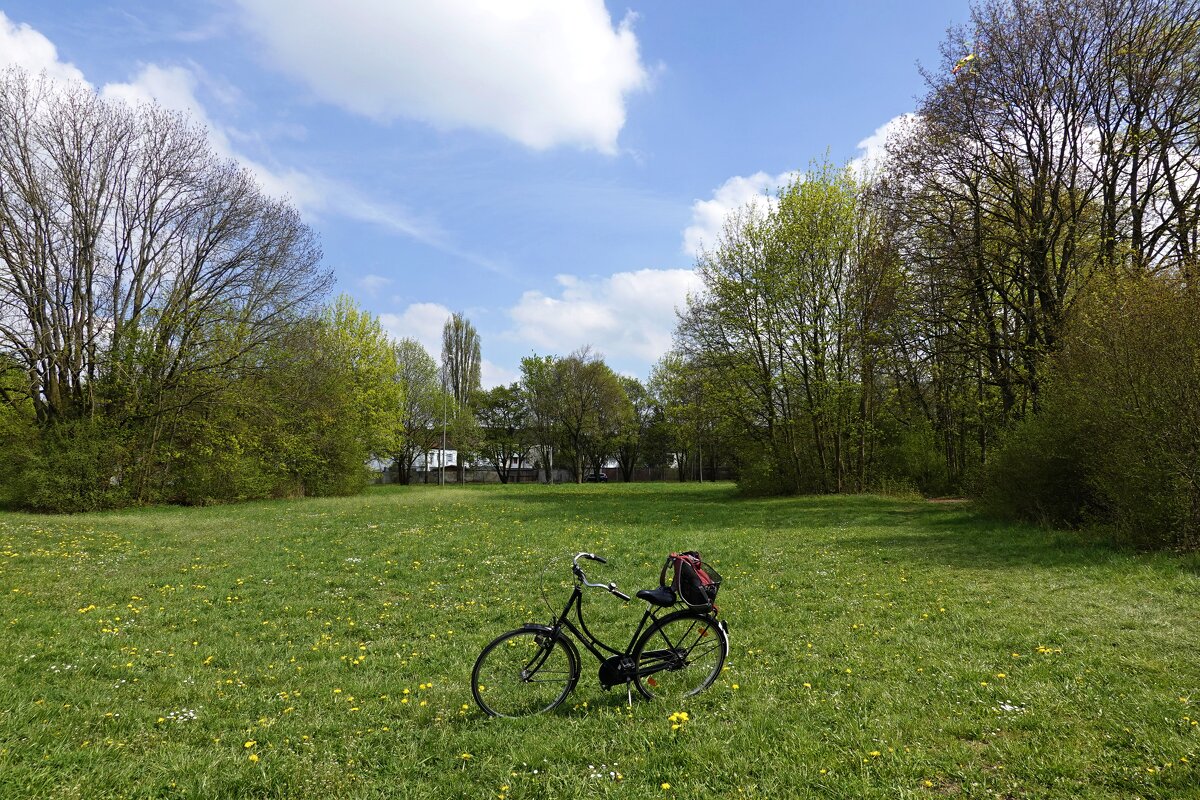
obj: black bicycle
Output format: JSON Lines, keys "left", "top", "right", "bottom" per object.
{"left": 471, "top": 552, "right": 730, "bottom": 718}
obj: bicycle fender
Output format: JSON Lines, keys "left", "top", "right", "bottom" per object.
{"left": 520, "top": 623, "right": 556, "bottom": 634}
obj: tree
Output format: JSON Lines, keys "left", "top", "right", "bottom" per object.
{"left": 615, "top": 376, "right": 655, "bottom": 482}
{"left": 678, "top": 159, "right": 894, "bottom": 493}
{"left": 474, "top": 383, "right": 530, "bottom": 484}
{"left": 324, "top": 296, "right": 404, "bottom": 460}
{"left": 553, "top": 347, "right": 629, "bottom": 483}
{"left": 440, "top": 312, "right": 481, "bottom": 482}
{"left": 391, "top": 338, "right": 446, "bottom": 485}
{"left": 0, "top": 69, "right": 328, "bottom": 428}
{"left": 649, "top": 353, "right": 705, "bottom": 483}
{"left": 0, "top": 67, "right": 337, "bottom": 509}
{"left": 520, "top": 354, "right": 560, "bottom": 482}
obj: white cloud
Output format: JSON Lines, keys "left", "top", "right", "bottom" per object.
{"left": 379, "top": 302, "right": 452, "bottom": 358}
{"left": 481, "top": 359, "right": 520, "bottom": 389}
{"left": 682, "top": 170, "right": 797, "bottom": 257}
{"left": 103, "top": 64, "right": 231, "bottom": 146}
{"left": 0, "top": 11, "right": 87, "bottom": 85}
{"left": 508, "top": 268, "right": 702, "bottom": 365}
{"left": 357, "top": 274, "right": 393, "bottom": 294}
{"left": 849, "top": 112, "right": 917, "bottom": 178}
{"left": 235, "top": 0, "right": 648, "bottom": 154}
{"left": 99, "top": 63, "right": 446, "bottom": 248}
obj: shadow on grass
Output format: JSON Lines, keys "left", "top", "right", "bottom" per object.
{"left": 840, "top": 505, "right": 1139, "bottom": 571}
{"left": 475, "top": 484, "right": 1168, "bottom": 574}
{"left": 484, "top": 482, "right": 925, "bottom": 533}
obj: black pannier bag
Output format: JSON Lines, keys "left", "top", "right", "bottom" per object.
{"left": 660, "top": 551, "right": 722, "bottom": 609}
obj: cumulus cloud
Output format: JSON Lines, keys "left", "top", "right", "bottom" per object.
{"left": 379, "top": 302, "right": 452, "bottom": 358}
{"left": 235, "top": 0, "right": 648, "bottom": 154}
{"left": 103, "top": 64, "right": 229, "bottom": 144}
{"left": 481, "top": 359, "right": 520, "bottom": 389}
{"left": 849, "top": 112, "right": 917, "bottom": 178}
{"left": 508, "top": 268, "right": 702, "bottom": 365}
{"left": 681, "top": 170, "right": 797, "bottom": 257}
{"left": 0, "top": 11, "right": 87, "bottom": 85}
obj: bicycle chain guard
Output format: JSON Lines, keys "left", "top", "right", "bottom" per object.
{"left": 598, "top": 655, "right": 636, "bottom": 689}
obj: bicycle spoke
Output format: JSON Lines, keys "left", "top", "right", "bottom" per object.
{"left": 633, "top": 613, "right": 727, "bottom": 702}
{"left": 472, "top": 629, "right": 579, "bottom": 717}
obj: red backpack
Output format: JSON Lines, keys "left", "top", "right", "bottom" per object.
{"left": 660, "top": 551, "right": 722, "bottom": 610}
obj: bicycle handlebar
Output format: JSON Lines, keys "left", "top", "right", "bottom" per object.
{"left": 571, "top": 552, "right": 629, "bottom": 602}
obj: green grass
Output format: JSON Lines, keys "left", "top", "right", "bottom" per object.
{"left": 0, "top": 483, "right": 1197, "bottom": 799}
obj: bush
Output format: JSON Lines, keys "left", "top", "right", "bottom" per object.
{"left": 982, "top": 277, "right": 1200, "bottom": 550}
{"left": 13, "top": 419, "right": 131, "bottom": 513}
{"left": 977, "top": 401, "right": 1092, "bottom": 527}
{"left": 873, "top": 414, "right": 952, "bottom": 497}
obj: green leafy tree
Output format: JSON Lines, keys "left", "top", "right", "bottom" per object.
{"left": 392, "top": 339, "right": 447, "bottom": 485}
{"left": 474, "top": 383, "right": 530, "bottom": 484}
{"left": 440, "top": 312, "right": 481, "bottom": 481}
{"left": 615, "top": 376, "right": 655, "bottom": 482}
{"left": 520, "top": 354, "right": 561, "bottom": 482}
{"left": 553, "top": 347, "right": 629, "bottom": 482}
{"left": 324, "top": 296, "right": 404, "bottom": 461}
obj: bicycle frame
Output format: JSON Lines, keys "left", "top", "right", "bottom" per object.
{"left": 543, "top": 582, "right": 661, "bottom": 667}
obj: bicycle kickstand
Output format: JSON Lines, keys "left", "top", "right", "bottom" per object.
{"left": 626, "top": 681, "right": 633, "bottom": 708}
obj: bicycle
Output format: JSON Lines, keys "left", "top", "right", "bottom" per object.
{"left": 471, "top": 552, "right": 730, "bottom": 718}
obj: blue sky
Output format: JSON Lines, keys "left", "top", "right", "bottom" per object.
{"left": 1, "top": 0, "right": 971, "bottom": 385}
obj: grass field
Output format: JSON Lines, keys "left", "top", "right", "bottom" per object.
{"left": 0, "top": 482, "right": 1197, "bottom": 799}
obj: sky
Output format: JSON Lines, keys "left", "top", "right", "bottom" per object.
{"left": 0, "top": 0, "right": 972, "bottom": 387}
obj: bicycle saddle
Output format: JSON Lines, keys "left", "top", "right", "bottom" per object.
{"left": 636, "top": 586, "right": 676, "bottom": 607}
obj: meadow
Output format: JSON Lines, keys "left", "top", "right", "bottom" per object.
{"left": 0, "top": 482, "right": 1197, "bottom": 799}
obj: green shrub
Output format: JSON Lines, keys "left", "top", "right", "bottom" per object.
{"left": 977, "top": 401, "right": 1092, "bottom": 527}
{"left": 982, "top": 277, "right": 1200, "bottom": 550}
{"left": 14, "top": 418, "right": 131, "bottom": 513}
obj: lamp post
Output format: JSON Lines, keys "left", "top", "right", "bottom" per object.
{"left": 440, "top": 388, "right": 447, "bottom": 487}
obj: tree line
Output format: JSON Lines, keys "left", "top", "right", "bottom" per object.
{"left": 396, "top": 327, "right": 713, "bottom": 486}
{"left": 670, "top": 0, "right": 1200, "bottom": 549}
{"left": 0, "top": 67, "right": 708, "bottom": 508}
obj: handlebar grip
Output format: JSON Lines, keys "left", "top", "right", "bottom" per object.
{"left": 613, "top": 589, "right": 631, "bottom": 602}
{"left": 585, "top": 553, "right": 607, "bottom": 564}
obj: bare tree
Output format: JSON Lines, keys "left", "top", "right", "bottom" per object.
{"left": 0, "top": 68, "right": 329, "bottom": 498}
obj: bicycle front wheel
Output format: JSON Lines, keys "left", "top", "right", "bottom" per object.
{"left": 471, "top": 628, "right": 580, "bottom": 717}
{"left": 633, "top": 611, "right": 727, "bottom": 702}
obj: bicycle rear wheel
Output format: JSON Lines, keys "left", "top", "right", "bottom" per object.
{"left": 471, "top": 628, "right": 580, "bottom": 717}
{"left": 632, "top": 611, "right": 727, "bottom": 702}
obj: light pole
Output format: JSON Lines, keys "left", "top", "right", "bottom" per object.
{"left": 440, "top": 388, "right": 447, "bottom": 487}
